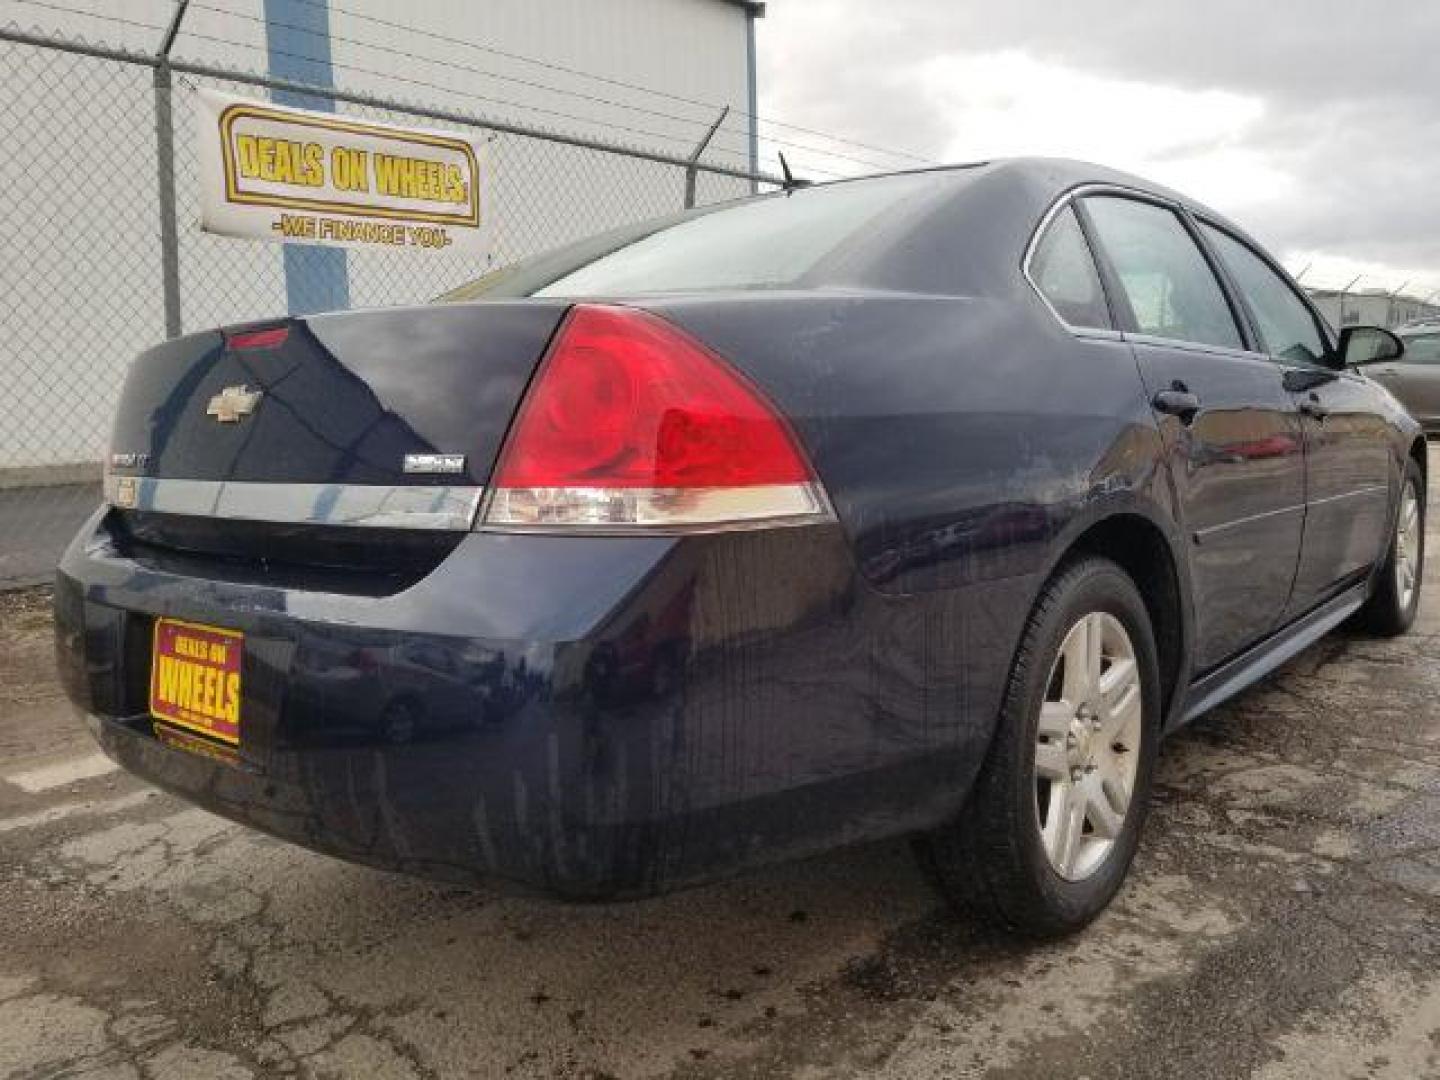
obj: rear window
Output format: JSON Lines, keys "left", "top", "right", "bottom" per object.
{"left": 1400, "top": 332, "right": 1440, "bottom": 365}
{"left": 447, "top": 172, "right": 947, "bottom": 301}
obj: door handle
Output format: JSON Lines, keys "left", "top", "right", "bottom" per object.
{"left": 1299, "top": 393, "right": 1329, "bottom": 421}
{"left": 1152, "top": 383, "right": 1201, "bottom": 423}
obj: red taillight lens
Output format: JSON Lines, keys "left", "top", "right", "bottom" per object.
{"left": 496, "top": 305, "right": 810, "bottom": 488}
{"left": 485, "top": 305, "right": 830, "bottom": 529}
{"left": 227, "top": 326, "right": 289, "bottom": 350}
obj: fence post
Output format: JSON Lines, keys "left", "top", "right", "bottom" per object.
{"left": 1337, "top": 274, "right": 1362, "bottom": 329}
{"left": 153, "top": 0, "right": 190, "bottom": 339}
{"left": 684, "top": 106, "right": 730, "bottom": 209}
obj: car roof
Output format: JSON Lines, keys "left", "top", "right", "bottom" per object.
{"left": 815, "top": 156, "right": 1246, "bottom": 233}
{"left": 778, "top": 156, "right": 1262, "bottom": 299}
{"left": 450, "top": 157, "right": 1271, "bottom": 303}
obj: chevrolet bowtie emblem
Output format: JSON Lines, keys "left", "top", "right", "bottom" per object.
{"left": 206, "top": 385, "right": 263, "bottom": 423}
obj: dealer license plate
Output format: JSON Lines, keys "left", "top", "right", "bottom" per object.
{"left": 149, "top": 618, "right": 243, "bottom": 745}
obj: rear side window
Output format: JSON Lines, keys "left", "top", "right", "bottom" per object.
{"left": 1029, "top": 206, "right": 1111, "bottom": 329}
{"left": 1083, "top": 196, "right": 1243, "bottom": 350}
{"left": 1200, "top": 224, "right": 1329, "bottom": 367}
{"left": 1400, "top": 333, "right": 1440, "bottom": 365}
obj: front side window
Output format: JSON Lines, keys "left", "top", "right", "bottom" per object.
{"left": 1200, "top": 224, "right": 1329, "bottom": 367}
{"left": 1028, "top": 205, "right": 1111, "bottom": 329}
{"left": 1083, "top": 196, "right": 1243, "bottom": 350}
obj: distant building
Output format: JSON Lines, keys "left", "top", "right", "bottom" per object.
{"left": 1306, "top": 288, "right": 1440, "bottom": 330}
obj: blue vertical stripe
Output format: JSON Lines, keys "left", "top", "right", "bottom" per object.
{"left": 263, "top": 0, "right": 349, "bottom": 315}
{"left": 746, "top": 13, "right": 759, "bottom": 186}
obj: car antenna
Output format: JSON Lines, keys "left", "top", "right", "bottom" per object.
{"left": 778, "top": 152, "right": 810, "bottom": 192}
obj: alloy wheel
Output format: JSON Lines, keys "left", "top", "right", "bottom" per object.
{"left": 1033, "top": 611, "right": 1144, "bottom": 882}
{"left": 1395, "top": 481, "right": 1421, "bottom": 612}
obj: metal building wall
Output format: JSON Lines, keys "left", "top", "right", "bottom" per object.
{"left": 323, "top": 0, "right": 754, "bottom": 151}
{"left": 321, "top": 0, "right": 757, "bottom": 303}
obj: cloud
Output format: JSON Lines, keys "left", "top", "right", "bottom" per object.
{"left": 756, "top": 0, "right": 1440, "bottom": 295}
{"left": 908, "top": 51, "right": 1284, "bottom": 201}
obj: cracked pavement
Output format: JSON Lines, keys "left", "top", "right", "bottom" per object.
{"left": 2, "top": 465, "right": 1439, "bottom": 1078}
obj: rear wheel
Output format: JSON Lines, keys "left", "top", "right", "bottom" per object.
{"left": 917, "top": 557, "right": 1161, "bottom": 936}
{"left": 1356, "top": 461, "right": 1424, "bottom": 637}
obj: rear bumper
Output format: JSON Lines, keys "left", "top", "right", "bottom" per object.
{"left": 56, "top": 509, "right": 1022, "bottom": 897}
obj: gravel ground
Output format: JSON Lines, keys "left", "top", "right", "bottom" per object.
{"left": 1, "top": 473, "right": 1438, "bottom": 1079}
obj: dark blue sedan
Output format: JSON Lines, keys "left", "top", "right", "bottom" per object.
{"left": 56, "top": 159, "right": 1426, "bottom": 936}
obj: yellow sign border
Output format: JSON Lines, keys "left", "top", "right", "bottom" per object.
{"left": 218, "top": 103, "right": 482, "bottom": 227}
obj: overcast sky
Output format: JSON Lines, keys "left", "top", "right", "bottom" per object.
{"left": 756, "top": 0, "right": 1440, "bottom": 297}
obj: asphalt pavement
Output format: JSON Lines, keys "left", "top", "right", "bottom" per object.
{"left": 0, "top": 483, "right": 98, "bottom": 589}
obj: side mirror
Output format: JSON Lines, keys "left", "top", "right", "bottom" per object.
{"left": 1339, "top": 325, "right": 1405, "bottom": 366}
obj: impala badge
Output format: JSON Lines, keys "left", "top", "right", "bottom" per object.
{"left": 207, "top": 385, "right": 263, "bottom": 423}
{"left": 403, "top": 453, "right": 467, "bottom": 475}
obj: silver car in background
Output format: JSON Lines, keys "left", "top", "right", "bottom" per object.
{"left": 1368, "top": 322, "right": 1440, "bottom": 433}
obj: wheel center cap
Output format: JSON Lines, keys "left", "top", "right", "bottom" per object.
{"left": 1068, "top": 704, "right": 1098, "bottom": 767}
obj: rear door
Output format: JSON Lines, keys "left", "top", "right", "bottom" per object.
{"left": 1197, "top": 222, "right": 1393, "bottom": 615}
{"left": 1080, "top": 194, "right": 1306, "bottom": 672}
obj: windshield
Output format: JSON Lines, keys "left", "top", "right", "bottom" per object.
{"left": 442, "top": 171, "right": 948, "bottom": 302}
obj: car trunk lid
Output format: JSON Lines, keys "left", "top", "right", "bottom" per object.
{"left": 102, "top": 300, "right": 569, "bottom": 579}
{"left": 109, "top": 300, "right": 570, "bottom": 493}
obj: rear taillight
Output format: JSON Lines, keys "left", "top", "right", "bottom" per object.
{"left": 482, "top": 305, "right": 832, "bottom": 530}
{"left": 227, "top": 326, "right": 289, "bottom": 350}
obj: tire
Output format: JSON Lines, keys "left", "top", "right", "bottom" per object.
{"left": 917, "top": 556, "right": 1161, "bottom": 937}
{"left": 1355, "top": 460, "right": 1425, "bottom": 637}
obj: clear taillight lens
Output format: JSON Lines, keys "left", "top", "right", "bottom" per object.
{"left": 482, "top": 304, "right": 832, "bottom": 530}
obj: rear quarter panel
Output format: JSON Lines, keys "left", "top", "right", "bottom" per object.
{"left": 645, "top": 289, "right": 1180, "bottom": 741}
{"left": 647, "top": 291, "right": 1174, "bottom": 595}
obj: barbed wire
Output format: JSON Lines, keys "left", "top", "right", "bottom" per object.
{"left": 7, "top": 0, "right": 828, "bottom": 173}
{"left": 3, "top": 0, "right": 167, "bottom": 38}
{"left": 5, "top": 0, "right": 933, "bottom": 178}
{"left": 274, "top": 0, "right": 937, "bottom": 167}
{"left": 182, "top": 1, "right": 911, "bottom": 176}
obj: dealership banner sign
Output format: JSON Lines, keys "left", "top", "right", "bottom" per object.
{"left": 196, "top": 89, "right": 493, "bottom": 255}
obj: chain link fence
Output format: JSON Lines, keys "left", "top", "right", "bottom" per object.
{"left": 0, "top": 23, "right": 774, "bottom": 588}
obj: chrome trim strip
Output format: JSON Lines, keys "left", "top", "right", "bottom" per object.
{"left": 1193, "top": 484, "right": 1390, "bottom": 544}
{"left": 1193, "top": 503, "right": 1305, "bottom": 543}
{"left": 104, "top": 477, "right": 484, "bottom": 531}
{"left": 1307, "top": 484, "right": 1390, "bottom": 509}
{"left": 1121, "top": 332, "right": 1268, "bottom": 362}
